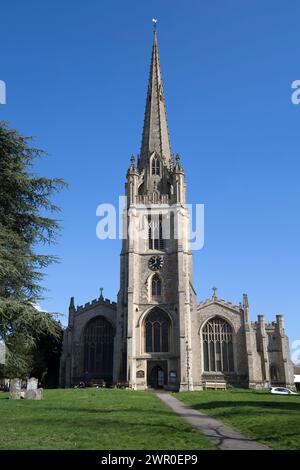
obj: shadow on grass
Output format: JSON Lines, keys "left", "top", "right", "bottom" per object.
{"left": 188, "top": 400, "right": 300, "bottom": 413}
{"left": 26, "top": 405, "right": 179, "bottom": 416}
{"left": 61, "top": 408, "right": 176, "bottom": 415}
{"left": 16, "top": 416, "right": 197, "bottom": 435}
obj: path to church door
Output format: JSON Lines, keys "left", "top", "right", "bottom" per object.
{"left": 147, "top": 361, "right": 168, "bottom": 389}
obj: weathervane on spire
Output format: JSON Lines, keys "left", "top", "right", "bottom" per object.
{"left": 152, "top": 18, "right": 158, "bottom": 32}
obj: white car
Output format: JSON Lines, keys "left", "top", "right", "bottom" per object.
{"left": 269, "top": 387, "right": 298, "bottom": 395}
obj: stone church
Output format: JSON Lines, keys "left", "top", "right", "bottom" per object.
{"left": 59, "top": 31, "right": 294, "bottom": 391}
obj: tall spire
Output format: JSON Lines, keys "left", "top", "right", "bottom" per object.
{"left": 140, "top": 29, "right": 172, "bottom": 168}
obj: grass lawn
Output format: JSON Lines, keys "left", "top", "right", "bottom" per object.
{"left": 0, "top": 388, "right": 216, "bottom": 450}
{"left": 177, "top": 388, "right": 300, "bottom": 450}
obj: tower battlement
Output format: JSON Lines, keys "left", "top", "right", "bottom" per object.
{"left": 76, "top": 297, "right": 117, "bottom": 313}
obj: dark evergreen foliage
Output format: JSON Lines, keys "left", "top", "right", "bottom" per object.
{"left": 0, "top": 121, "right": 67, "bottom": 377}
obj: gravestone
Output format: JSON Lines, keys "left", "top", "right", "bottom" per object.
{"left": 9, "top": 378, "right": 22, "bottom": 400}
{"left": 9, "top": 377, "right": 43, "bottom": 400}
{"left": 25, "top": 388, "right": 43, "bottom": 400}
{"left": 25, "top": 377, "right": 43, "bottom": 400}
{"left": 27, "top": 377, "right": 38, "bottom": 391}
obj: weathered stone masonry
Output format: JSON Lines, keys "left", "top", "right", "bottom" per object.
{"left": 59, "top": 32, "right": 294, "bottom": 391}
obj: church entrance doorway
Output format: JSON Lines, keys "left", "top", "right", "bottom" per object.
{"left": 147, "top": 361, "right": 168, "bottom": 389}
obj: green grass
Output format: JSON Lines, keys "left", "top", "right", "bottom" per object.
{"left": 0, "top": 388, "right": 215, "bottom": 450}
{"left": 177, "top": 388, "right": 300, "bottom": 450}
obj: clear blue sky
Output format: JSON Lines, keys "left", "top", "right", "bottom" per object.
{"left": 0, "top": 1, "right": 299, "bottom": 350}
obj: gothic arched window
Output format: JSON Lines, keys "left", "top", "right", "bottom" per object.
{"left": 202, "top": 317, "right": 234, "bottom": 372}
{"left": 270, "top": 365, "right": 278, "bottom": 381}
{"left": 152, "top": 155, "right": 160, "bottom": 176}
{"left": 267, "top": 334, "right": 278, "bottom": 351}
{"left": 151, "top": 274, "right": 162, "bottom": 296}
{"left": 145, "top": 309, "right": 170, "bottom": 353}
{"left": 83, "top": 317, "right": 114, "bottom": 379}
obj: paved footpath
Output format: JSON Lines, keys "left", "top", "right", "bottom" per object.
{"left": 156, "top": 392, "right": 270, "bottom": 450}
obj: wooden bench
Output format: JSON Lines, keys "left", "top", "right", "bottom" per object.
{"left": 116, "top": 381, "right": 130, "bottom": 389}
{"left": 91, "top": 379, "right": 106, "bottom": 388}
{"left": 203, "top": 381, "right": 227, "bottom": 390}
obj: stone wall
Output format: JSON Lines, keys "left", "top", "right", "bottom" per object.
{"left": 60, "top": 291, "right": 295, "bottom": 390}
{"left": 59, "top": 297, "right": 117, "bottom": 387}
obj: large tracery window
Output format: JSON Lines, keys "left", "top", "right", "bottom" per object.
{"left": 202, "top": 317, "right": 234, "bottom": 372}
{"left": 83, "top": 317, "right": 114, "bottom": 379}
{"left": 145, "top": 309, "right": 170, "bottom": 353}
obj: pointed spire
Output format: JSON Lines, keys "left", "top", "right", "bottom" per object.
{"left": 243, "top": 293, "right": 249, "bottom": 309}
{"left": 68, "top": 297, "right": 75, "bottom": 326}
{"left": 69, "top": 296, "right": 75, "bottom": 309}
{"left": 140, "top": 29, "right": 172, "bottom": 167}
{"left": 243, "top": 293, "right": 250, "bottom": 322}
{"left": 128, "top": 155, "right": 137, "bottom": 173}
{"left": 174, "top": 153, "right": 184, "bottom": 173}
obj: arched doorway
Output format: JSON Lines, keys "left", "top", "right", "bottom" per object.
{"left": 143, "top": 309, "right": 171, "bottom": 389}
{"left": 83, "top": 316, "right": 114, "bottom": 383}
{"left": 148, "top": 364, "right": 166, "bottom": 389}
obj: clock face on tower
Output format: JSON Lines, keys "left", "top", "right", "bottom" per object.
{"left": 148, "top": 256, "right": 163, "bottom": 271}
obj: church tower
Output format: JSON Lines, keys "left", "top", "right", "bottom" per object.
{"left": 114, "top": 30, "right": 200, "bottom": 391}
{"left": 60, "top": 27, "right": 295, "bottom": 392}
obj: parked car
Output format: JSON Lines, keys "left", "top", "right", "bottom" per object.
{"left": 269, "top": 387, "right": 298, "bottom": 395}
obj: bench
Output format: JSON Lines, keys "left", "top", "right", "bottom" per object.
{"left": 91, "top": 379, "right": 106, "bottom": 388}
{"left": 203, "top": 381, "right": 227, "bottom": 391}
{"left": 116, "top": 381, "right": 130, "bottom": 389}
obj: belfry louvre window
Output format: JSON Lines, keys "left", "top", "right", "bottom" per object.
{"left": 202, "top": 318, "right": 234, "bottom": 372}
{"left": 151, "top": 274, "right": 161, "bottom": 296}
{"left": 145, "top": 309, "right": 170, "bottom": 352}
{"left": 152, "top": 155, "right": 160, "bottom": 175}
{"left": 83, "top": 317, "right": 114, "bottom": 377}
{"left": 148, "top": 214, "right": 164, "bottom": 250}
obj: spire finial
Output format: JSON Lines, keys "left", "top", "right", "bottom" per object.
{"left": 212, "top": 287, "right": 218, "bottom": 300}
{"left": 99, "top": 287, "right": 104, "bottom": 300}
{"left": 152, "top": 18, "right": 158, "bottom": 33}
